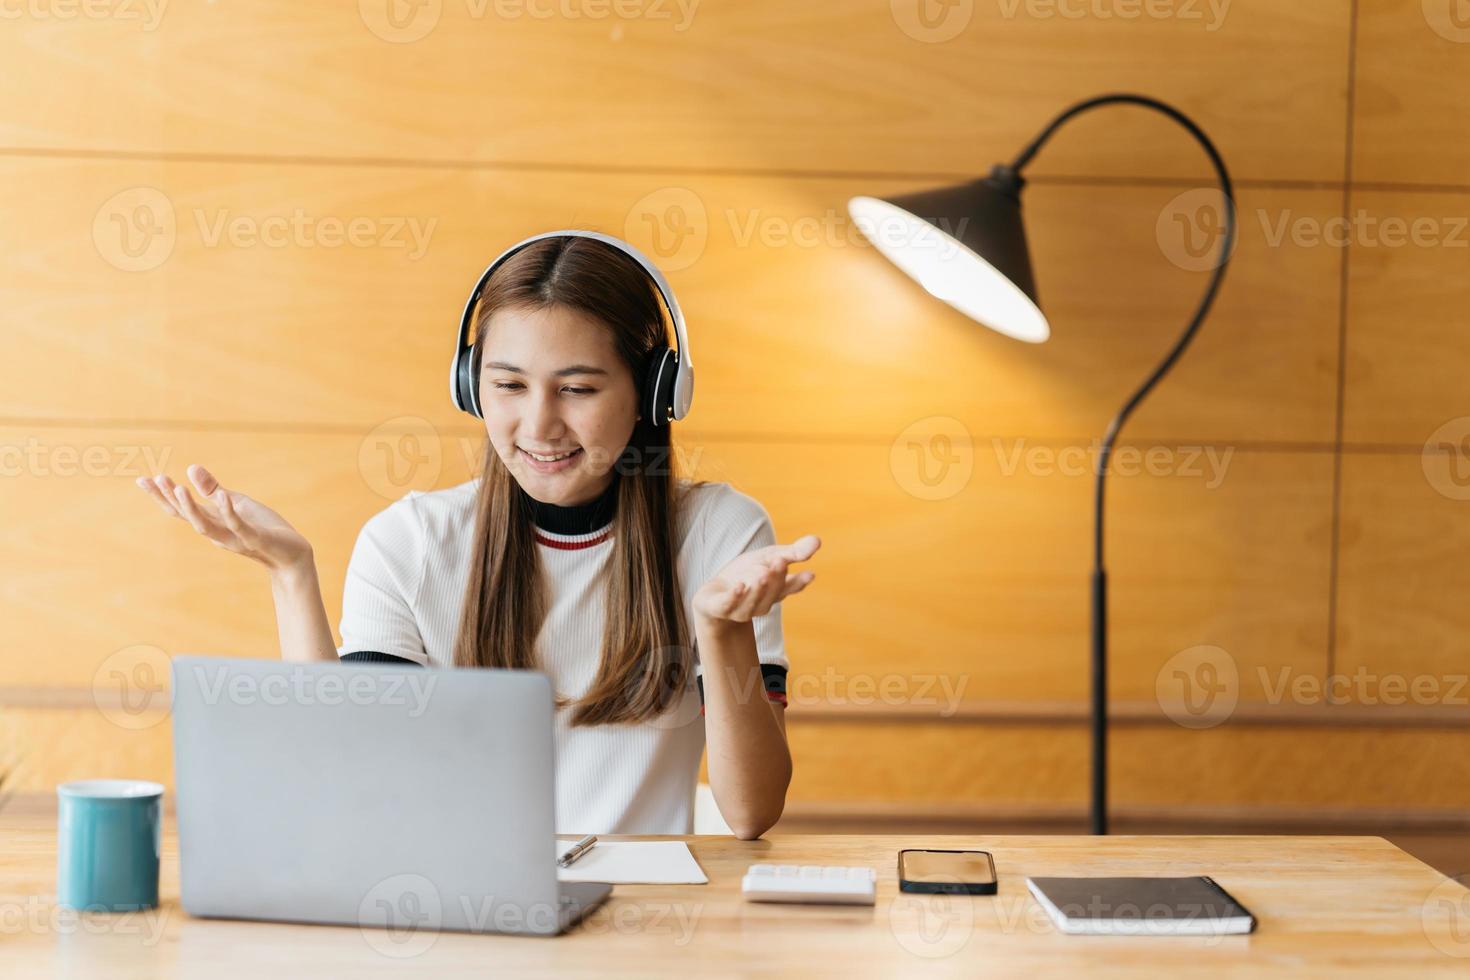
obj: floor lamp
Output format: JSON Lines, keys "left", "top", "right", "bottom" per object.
{"left": 847, "top": 93, "right": 1236, "bottom": 835}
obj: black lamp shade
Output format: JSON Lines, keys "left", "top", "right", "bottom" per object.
{"left": 848, "top": 167, "right": 1050, "bottom": 343}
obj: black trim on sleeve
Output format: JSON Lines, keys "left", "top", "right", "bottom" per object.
{"left": 696, "top": 664, "right": 788, "bottom": 706}
{"left": 340, "top": 651, "right": 425, "bottom": 666}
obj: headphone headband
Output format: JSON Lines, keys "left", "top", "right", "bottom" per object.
{"left": 450, "top": 230, "right": 694, "bottom": 424}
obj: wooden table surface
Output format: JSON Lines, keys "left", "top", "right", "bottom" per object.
{"left": 3, "top": 802, "right": 1468, "bottom": 978}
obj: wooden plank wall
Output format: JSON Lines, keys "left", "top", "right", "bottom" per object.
{"left": 3, "top": 0, "right": 1470, "bottom": 831}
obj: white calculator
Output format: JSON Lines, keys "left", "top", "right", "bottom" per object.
{"left": 741, "top": 864, "right": 877, "bottom": 905}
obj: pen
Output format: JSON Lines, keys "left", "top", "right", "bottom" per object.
{"left": 557, "top": 834, "right": 598, "bottom": 869}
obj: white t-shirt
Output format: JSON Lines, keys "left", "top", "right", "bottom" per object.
{"left": 335, "top": 477, "right": 788, "bottom": 834}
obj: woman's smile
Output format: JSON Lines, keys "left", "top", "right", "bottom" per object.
{"left": 518, "top": 445, "right": 584, "bottom": 473}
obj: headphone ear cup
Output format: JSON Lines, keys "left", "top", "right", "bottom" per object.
{"left": 642, "top": 347, "right": 677, "bottom": 427}
{"left": 457, "top": 341, "right": 482, "bottom": 419}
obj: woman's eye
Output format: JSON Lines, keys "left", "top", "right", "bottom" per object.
{"left": 492, "top": 382, "right": 523, "bottom": 391}
{"left": 563, "top": 387, "right": 596, "bottom": 396}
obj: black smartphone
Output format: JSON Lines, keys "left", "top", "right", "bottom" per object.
{"left": 897, "top": 849, "right": 997, "bottom": 895}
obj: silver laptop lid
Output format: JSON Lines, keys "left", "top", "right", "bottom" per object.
{"left": 171, "top": 656, "right": 578, "bottom": 935}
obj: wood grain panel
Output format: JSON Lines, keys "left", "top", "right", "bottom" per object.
{"left": 793, "top": 721, "right": 1470, "bottom": 807}
{"left": 0, "top": 1, "right": 1349, "bottom": 182}
{"left": 1336, "top": 450, "right": 1470, "bottom": 690}
{"left": 0, "top": 426, "right": 480, "bottom": 689}
{"left": 1342, "top": 189, "right": 1470, "bottom": 444}
{"left": 0, "top": 428, "right": 1326, "bottom": 704}
{"left": 1354, "top": 0, "right": 1470, "bottom": 186}
{"left": 1, "top": 158, "right": 1341, "bottom": 444}
{"left": 691, "top": 441, "right": 1331, "bottom": 706}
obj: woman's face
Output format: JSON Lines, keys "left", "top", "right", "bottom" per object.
{"left": 478, "top": 304, "right": 640, "bottom": 506}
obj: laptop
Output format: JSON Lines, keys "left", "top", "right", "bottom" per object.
{"left": 170, "top": 655, "right": 613, "bottom": 936}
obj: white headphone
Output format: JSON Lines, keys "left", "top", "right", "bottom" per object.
{"left": 450, "top": 230, "right": 694, "bottom": 425}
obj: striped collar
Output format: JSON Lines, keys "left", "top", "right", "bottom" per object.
{"left": 532, "top": 526, "right": 613, "bottom": 551}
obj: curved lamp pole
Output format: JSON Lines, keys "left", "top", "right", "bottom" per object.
{"left": 848, "top": 94, "right": 1236, "bottom": 835}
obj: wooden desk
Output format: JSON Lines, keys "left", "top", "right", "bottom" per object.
{"left": 3, "top": 802, "right": 1467, "bottom": 977}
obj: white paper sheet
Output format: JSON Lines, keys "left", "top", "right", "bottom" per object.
{"left": 555, "top": 840, "right": 708, "bottom": 884}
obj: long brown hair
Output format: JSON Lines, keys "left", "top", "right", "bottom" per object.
{"left": 452, "top": 235, "right": 694, "bottom": 726}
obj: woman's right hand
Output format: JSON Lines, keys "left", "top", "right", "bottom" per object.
{"left": 135, "top": 464, "right": 313, "bottom": 576}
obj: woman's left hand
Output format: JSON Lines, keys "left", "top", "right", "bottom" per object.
{"left": 693, "top": 534, "right": 821, "bottom": 625}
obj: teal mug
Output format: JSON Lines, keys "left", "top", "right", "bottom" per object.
{"left": 57, "top": 780, "right": 164, "bottom": 911}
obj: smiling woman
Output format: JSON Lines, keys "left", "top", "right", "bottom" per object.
{"left": 135, "top": 232, "right": 820, "bottom": 839}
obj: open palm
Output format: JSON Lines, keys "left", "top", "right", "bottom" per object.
{"left": 135, "top": 464, "right": 312, "bottom": 573}
{"left": 693, "top": 534, "right": 821, "bottom": 624}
